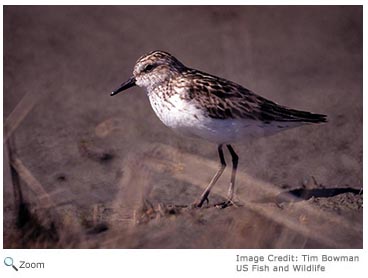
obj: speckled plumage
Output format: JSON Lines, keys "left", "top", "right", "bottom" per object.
{"left": 111, "top": 50, "right": 327, "bottom": 208}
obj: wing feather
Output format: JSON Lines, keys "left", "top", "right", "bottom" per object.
{"left": 179, "top": 69, "right": 326, "bottom": 123}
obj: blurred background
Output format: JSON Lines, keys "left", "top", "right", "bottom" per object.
{"left": 3, "top": 6, "right": 362, "bottom": 248}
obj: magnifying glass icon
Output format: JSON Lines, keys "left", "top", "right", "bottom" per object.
{"left": 4, "top": 257, "right": 18, "bottom": 271}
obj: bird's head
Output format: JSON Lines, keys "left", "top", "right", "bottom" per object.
{"left": 111, "top": 50, "right": 185, "bottom": 96}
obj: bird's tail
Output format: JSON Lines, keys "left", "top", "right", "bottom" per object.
{"left": 286, "top": 109, "right": 327, "bottom": 123}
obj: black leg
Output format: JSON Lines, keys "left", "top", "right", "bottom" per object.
{"left": 226, "top": 144, "right": 239, "bottom": 201}
{"left": 214, "top": 145, "right": 239, "bottom": 209}
{"left": 196, "top": 144, "right": 226, "bottom": 207}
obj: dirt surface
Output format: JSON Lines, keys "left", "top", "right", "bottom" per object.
{"left": 3, "top": 6, "right": 362, "bottom": 248}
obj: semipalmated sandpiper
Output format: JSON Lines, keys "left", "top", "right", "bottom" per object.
{"left": 111, "top": 50, "right": 326, "bottom": 208}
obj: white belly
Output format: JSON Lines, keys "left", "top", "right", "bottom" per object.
{"left": 148, "top": 93, "right": 303, "bottom": 144}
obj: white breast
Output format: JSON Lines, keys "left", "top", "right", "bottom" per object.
{"left": 148, "top": 92, "right": 207, "bottom": 137}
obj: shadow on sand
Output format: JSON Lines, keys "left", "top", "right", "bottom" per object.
{"left": 276, "top": 187, "right": 362, "bottom": 203}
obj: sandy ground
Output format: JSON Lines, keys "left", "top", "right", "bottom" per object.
{"left": 3, "top": 6, "right": 362, "bottom": 248}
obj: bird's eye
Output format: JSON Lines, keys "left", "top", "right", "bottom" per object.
{"left": 143, "top": 64, "right": 155, "bottom": 72}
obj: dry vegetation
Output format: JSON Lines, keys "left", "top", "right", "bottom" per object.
{"left": 4, "top": 141, "right": 362, "bottom": 249}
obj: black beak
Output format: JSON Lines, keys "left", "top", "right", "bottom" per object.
{"left": 111, "top": 76, "right": 136, "bottom": 96}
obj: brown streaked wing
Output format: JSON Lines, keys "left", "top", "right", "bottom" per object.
{"left": 178, "top": 69, "right": 326, "bottom": 123}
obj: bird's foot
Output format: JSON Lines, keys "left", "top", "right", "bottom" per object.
{"left": 214, "top": 199, "right": 240, "bottom": 209}
{"left": 190, "top": 196, "right": 209, "bottom": 208}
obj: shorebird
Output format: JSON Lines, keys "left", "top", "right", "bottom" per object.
{"left": 111, "top": 50, "right": 326, "bottom": 208}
